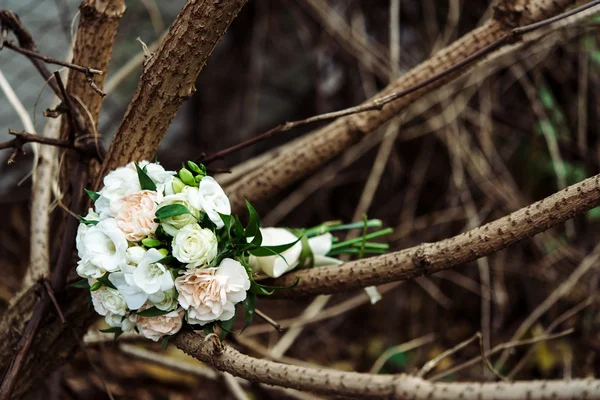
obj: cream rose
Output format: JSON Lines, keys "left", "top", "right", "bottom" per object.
{"left": 172, "top": 224, "right": 218, "bottom": 267}
{"left": 248, "top": 228, "right": 333, "bottom": 278}
{"left": 114, "top": 190, "right": 162, "bottom": 241}
{"left": 91, "top": 287, "right": 128, "bottom": 316}
{"left": 115, "top": 190, "right": 162, "bottom": 242}
{"left": 157, "top": 189, "right": 201, "bottom": 237}
{"left": 133, "top": 308, "right": 185, "bottom": 342}
{"left": 175, "top": 258, "right": 250, "bottom": 325}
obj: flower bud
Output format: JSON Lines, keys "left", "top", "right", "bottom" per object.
{"left": 157, "top": 248, "right": 169, "bottom": 258}
{"left": 187, "top": 161, "right": 201, "bottom": 173}
{"left": 142, "top": 238, "right": 161, "bottom": 248}
{"left": 195, "top": 174, "right": 203, "bottom": 183}
{"left": 178, "top": 168, "right": 195, "bottom": 186}
{"left": 90, "top": 281, "right": 103, "bottom": 291}
{"left": 171, "top": 177, "right": 186, "bottom": 193}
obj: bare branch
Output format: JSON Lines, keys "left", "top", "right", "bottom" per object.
{"left": 268, "top": 172, "right": 600, "bottom": 296}
{"left": 223, "top": 0, "right": 593, "bottom": 215}
{"left": 173, "top": 332, "right": 600, "bottom": 399}
{"left": 96, "top": 0, "right": 248, "bottom": 189}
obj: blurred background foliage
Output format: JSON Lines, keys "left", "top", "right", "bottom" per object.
{"left": 1, "top": 0, "right": 600, "bottom": 398}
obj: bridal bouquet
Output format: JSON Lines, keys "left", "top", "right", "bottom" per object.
{"left": 74, "top": 160, "right": 392, "bottom": 343}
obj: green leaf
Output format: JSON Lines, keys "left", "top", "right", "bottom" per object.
{"left": 155, "top": 204, "right": 192, "bottom": 219}
{"left": 90, "top": 281, "right": 103, "bottom": 291}
{"left": 80, "top": 217, "right": 99, "bottom": 226}
{"left": 136, "top": 307, "right": 174, "bottom": 317}
{"left": 250, "top": 225, "right": 263, "bottom": 247}
{"left": 244, "top": 200, "right": 260, "bottom": 238}
{"left": 160, "top": 335, "right": 172, "bottom": 349}
{"left": 71, "top": 279, "right": 90, "bottom": 289}
{"left": 218, "top": 311, "right": 236, "bottom": 339}
{"left": 97, "top": 274, "right": 116, "bottom": 290}
{"left": 99, "top": 326, "right": 123, "bottom": 341}
{"left": 135, "top": 162, "right": 157, "bottom": 191}
{"left": 250, "top": 276, "right": 300, "bottom": 295}
{"left": 84, "top": 189, "right": 100, "bottom": 202}
{"left": 249, "top": 237, "right": 301, "bottom": 257}
{"left": 242, "top": 292, "right": 256, "bottom": 331}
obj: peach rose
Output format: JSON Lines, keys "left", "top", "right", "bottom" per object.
{"left": 175, "top": 258, "right": 250, "bottom": 325}
{"left": 115, "top": 190, "right": 162, "bottom": 241}
{"left": 133, "top": 307, "right": 184, "bottom": 342}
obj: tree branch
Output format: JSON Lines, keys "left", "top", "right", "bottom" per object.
{"left": 172, "top": 333, "right": 600, "bottom": 399}
{"left": 223, "top": 0, "right": 584, "bottom": 215}
{"left": 268, "top": 172, "right": 600, "bottom": 296}
{"left": 96, "top": 0, "right": 248, "bottom": 189}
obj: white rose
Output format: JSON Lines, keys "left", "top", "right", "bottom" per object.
{"left": 132, "top": 248, "right": 174, "bottom": 294}
{"left": 95, "top": 164, "right": 141, "bottom": 218}
{"left": 157, "top": 189, "right": 201, "bottom": 236}
{"left": 248, "top": 228, "right": 333, "bottom": 278}
{"left": 175, "top": 258, "right": 250, "bottom": 325}
{"left": 76, "top": 219, "right": 128, "bottom": 279}
{"left": 171, "top": 224, "right": 218, "bottom": 267}
{"left": 105, "top": 312, "right": 135, "bottom": 332}
{"left": 148, "top": 288, "right": 179, "bottom": 311}
{"left": 188, "top": 176, "right": 230, "bottom": 228}
{"left": 91, "top": 287, "right": 128, "bottom": 316}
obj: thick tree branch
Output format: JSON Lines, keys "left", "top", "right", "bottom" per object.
{"left": 223, "top": 0, "right": 581, "bottom": 214}
{"left": 269, "top": 172, "right": 600, "bottom": 296}
{"left": 96, "top": 0, "right": 248, "bottom": 189}
{"left": 172, "top": 333, "right": 600, "bottom": 399}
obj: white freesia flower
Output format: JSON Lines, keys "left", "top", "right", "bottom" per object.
{"left": 126, "top": 246, "right": 146, "bottom": 265}
{"left": 175, "top": 258, "right": 250, "bottom": 325}
{"left": 76, "top": 219, "right": 128, "bottom": 279}
{"left": 132, "top": 248, "right": 174, "bottom": 294}
{"left": 105, "top": 312, "right": 135, "bottom": 332}
{"left": 148, "top": 288, "right": 179, "bottom": 311}
{"left": 139, "top": 160, "right": 176, "bottom": 195}
{"left": 188, "top": 176, "right": 230, "bottom": 228}
{"left": 172, "top": 224, "right": 217, "bottom": 267}
{"left": 157, "top": 189, "right": 201, "bottom": 236}
{"left": 91, "top": 287, "right": 128, "bottom": 316}
{"left": 109, "top": 264, "right": 147, "bottom": 310}
{"left": 132, "top": 308, "right": 184, "bottom": 342}
{"left": 248, "top": 228, "right": 333, "bottom": 278}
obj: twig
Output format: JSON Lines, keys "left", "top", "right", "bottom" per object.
{"left": 43, "top": 280, "right": 65, "bottom": 324}
{"left": 53, "top": 71, "right": 77, "bottom": 142}
{"left": 506, "top": 298, "right": 595, "bottom": 379}
{"left": 0, "top": 130, "right": 76, "bottom": 151}
{"left": 495, "top": 242, "right": 600, "bottom": 369}
{"left": 370, "top": 333, "right": 436, "bottom": 373}
{"left": 202, "top": 0, "right": 600, "bottom": 164}
{"left": 254, "top": 309, "right": 283, "bottom": 332}
{"left": 418, "top": 332, "right": 479, "bottom": 378}
{"left": 429, "top": 329, "right": 575, "bottom": 381}
{"left": 1, "top": 41, "right": 102, "bottom": 76}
